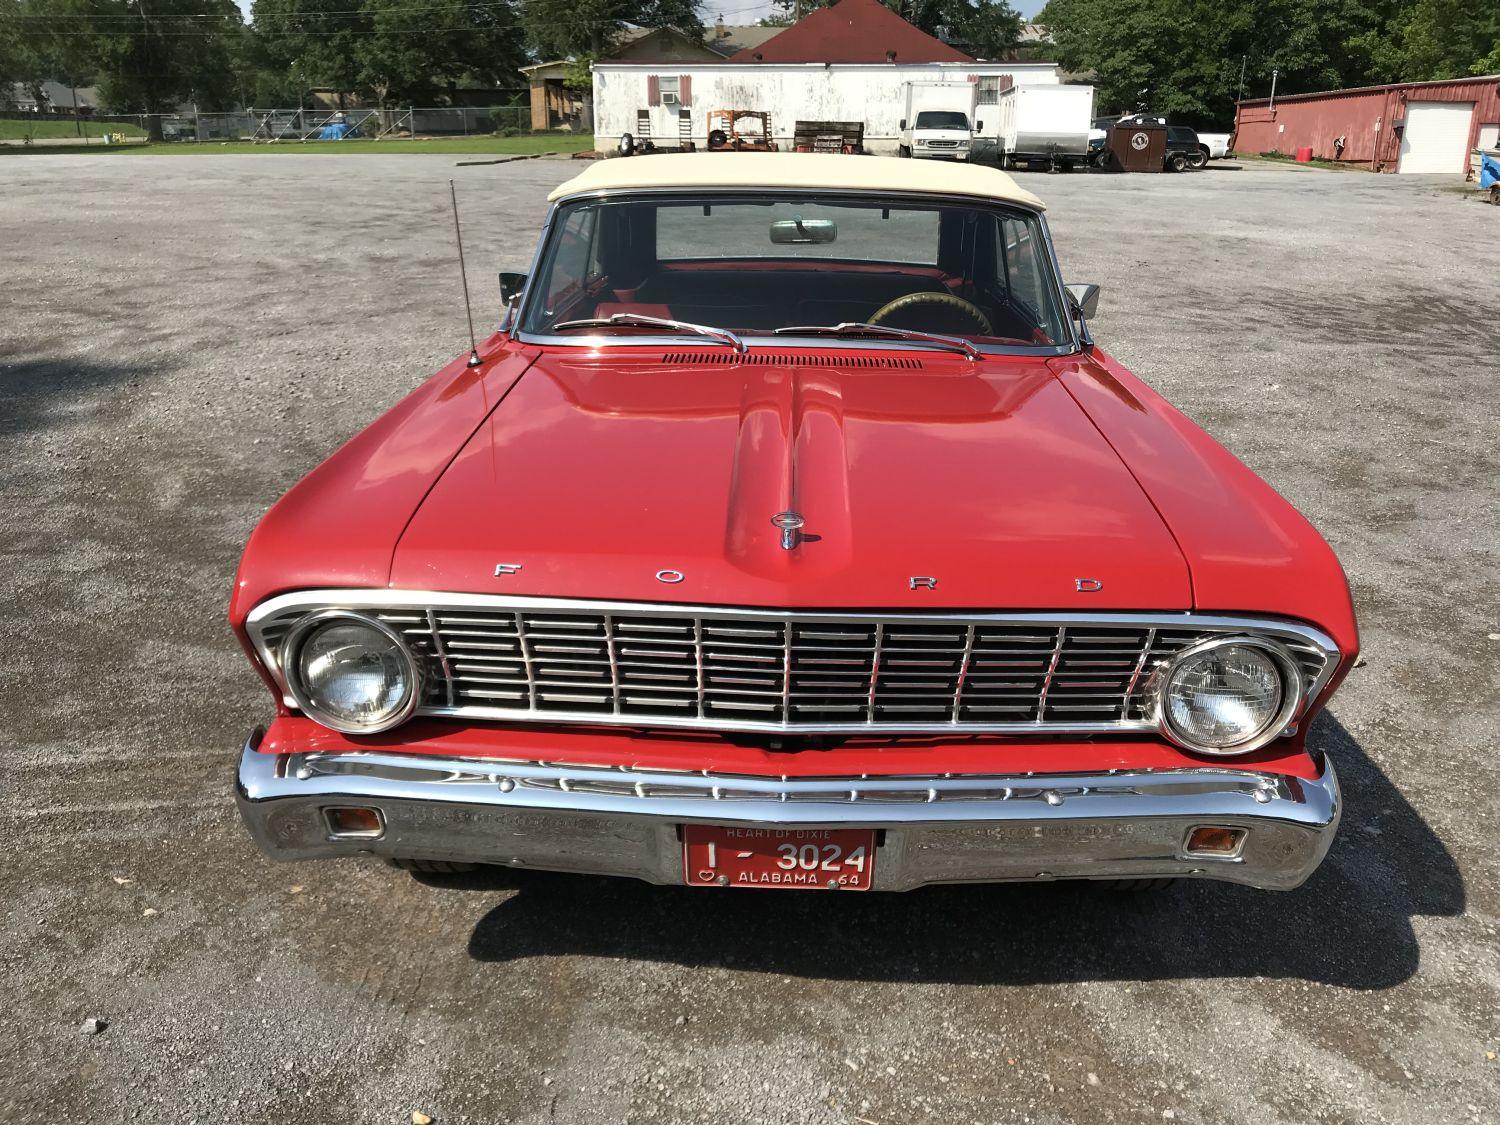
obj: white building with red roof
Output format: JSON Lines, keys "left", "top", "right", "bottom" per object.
{"left": 591, "top": 0, "right": 1060, "bottom": 155}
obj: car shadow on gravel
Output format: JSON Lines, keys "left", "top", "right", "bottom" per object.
{"left": 461, "top": 713, "right": 1460, "bottom": 989}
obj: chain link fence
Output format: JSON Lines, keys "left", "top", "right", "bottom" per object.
{"left": 0, "top": 105, "right": 560, "bottom": 145}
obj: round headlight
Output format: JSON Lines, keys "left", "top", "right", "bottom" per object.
{"left": 281, "top": 612, "right": 420, "bottom": 734}
{"left": 1160, "top": 638, "right": 1301, "bottom": 755}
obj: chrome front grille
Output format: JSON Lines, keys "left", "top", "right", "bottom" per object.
{"left": 439, "top": 613, "right": 1151, "bottom": 723}
{"left": 248, "top": 594, "right": 1339, "bottom": 736}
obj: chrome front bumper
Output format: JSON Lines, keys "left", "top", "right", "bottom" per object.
{"left": 234, "top": 731, "right": 1340, "bottom": 891}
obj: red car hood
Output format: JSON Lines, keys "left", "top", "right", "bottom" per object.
{"left": 390, "top": 350, "right": 1191, "bottom": 609}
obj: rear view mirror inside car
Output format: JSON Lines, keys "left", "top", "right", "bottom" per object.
{"left": 770, "top": 218, "right": 837, "bottom": 244}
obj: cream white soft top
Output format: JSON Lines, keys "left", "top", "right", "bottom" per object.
{"left": 547, "top": 152, "right": 1046, "bottom": 210}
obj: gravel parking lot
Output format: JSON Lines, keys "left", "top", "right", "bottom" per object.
{"left": 2, "top": 154, "right": 1496, "bottom": 1124}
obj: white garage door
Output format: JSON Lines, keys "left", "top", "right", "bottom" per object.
{"left": 1398, "top": 101, "right": 1474, "bottom": 174}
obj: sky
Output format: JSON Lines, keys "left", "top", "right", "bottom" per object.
{"left": 231, "top": 1, "right": 1049, "bottom": 25}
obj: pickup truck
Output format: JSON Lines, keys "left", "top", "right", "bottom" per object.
{"left": 1198, "top": 132, "right": 1233, "bottom": 160}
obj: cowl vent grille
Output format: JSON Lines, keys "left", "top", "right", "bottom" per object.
{"left": 660, "top": 352, "right": 922, "bottom": 369}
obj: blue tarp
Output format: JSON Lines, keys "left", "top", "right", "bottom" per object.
{"left": 316, "top": 122, "right": 360, "bottom": 141}
{"left": 1481, "top": 152, "right": 1500, "bottom": 190}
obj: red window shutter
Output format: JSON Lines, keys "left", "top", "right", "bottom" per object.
{"left": 647, "top": 75, "right": 661, "bottom": 106}
{"left": 679, "top": 75, "right": 692, "bottom": 106}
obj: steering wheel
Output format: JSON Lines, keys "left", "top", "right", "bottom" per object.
{"left": 868, "top": 291, "right": 993, "bottom": 336}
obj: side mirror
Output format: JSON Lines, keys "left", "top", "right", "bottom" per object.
{"left": 899, "top": 118, "right": 907, "bottom": 130}
{"left": 974, "top": 121, "right": 984, "bottom": 132}
{"left": 499, "top": 271, "right": 528, "bottom": 303}
{"left": 1065, "top": 282, "right": 1101, "bottom": 320}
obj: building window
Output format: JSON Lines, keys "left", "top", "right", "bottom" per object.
{"left": 648, "top": 75, "right": 691, "bottom": 108}
{"left": 976, "top": 77, "right": 1000, "bottom": 105}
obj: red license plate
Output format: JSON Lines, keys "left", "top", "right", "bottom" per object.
{"left": 683, "top": 825, "right": 876, "bottom": 891}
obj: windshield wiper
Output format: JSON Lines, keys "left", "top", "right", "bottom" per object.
{"left": 773, "top": 322, "right": 981, "bottom": 361}
{"left": 552, "top": 313, "right": 745, "bottom": 352}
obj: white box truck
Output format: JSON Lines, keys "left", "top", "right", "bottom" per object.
{"left": 985, "top": 84, "right": 1095, "bottom": 170}
{"left": 898, "top": 81, "right": 976, "bottom": 161}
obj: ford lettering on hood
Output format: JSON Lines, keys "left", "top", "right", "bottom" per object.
{"left": 390, "top": 352, "right": 1192, "bottom": 608}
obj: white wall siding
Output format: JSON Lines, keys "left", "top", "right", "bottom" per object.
{"left": 594, "top": 63, "right": 1060, "bottom": 155}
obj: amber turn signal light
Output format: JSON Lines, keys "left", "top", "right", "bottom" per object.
{"left": 323, "top": 806, "right": 385, "bottom": 839}
{"left": 1185, "top": 825, "right": 1245, "bottom": 856}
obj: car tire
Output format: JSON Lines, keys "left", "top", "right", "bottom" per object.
{"left": 1102, "top": 877, "right": 1179, "bottom": 893}
{"left": 1168, "top": 152, "right": 1189, "bottom": 172}
{"left": 617, "top": 132, "right": 634, "bottom": 157}
{"left": 1189, "top": 148, "right": 1209, "bottom": 170}
{"left": 389, "top": 858, "right": 477, "bottom": 874}
{"left": 898, "top": 145, "right": 911, "bottom": 158}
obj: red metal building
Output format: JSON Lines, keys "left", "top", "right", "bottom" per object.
{"left": 1234, "top": 75, "right": 1500, "bottom": 174}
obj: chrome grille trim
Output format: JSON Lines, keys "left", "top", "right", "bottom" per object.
{"left": 246, "top": 592, "right": 1340, "bottom": 736}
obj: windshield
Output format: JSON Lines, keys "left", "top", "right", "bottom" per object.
{"left": 914, "top": 111, "right": 970, "bottom": 130}
{"left": 520, "top": 195, "right": 1071, "bottom": 350}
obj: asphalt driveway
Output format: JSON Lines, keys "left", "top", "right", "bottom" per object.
{"left": 1, "top": 154, "right": 1496, "bottom": 1124}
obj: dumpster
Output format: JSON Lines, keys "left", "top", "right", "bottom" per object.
{"left": 1107, "top": 122, "right": 1166, "bottom": 172}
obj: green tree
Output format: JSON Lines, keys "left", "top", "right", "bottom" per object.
{"left": 518, "top": 0, "right": 702, "bottom": 59}
{"left": 10, "top": 0, "right": 248, "bottom": 133}
{"left": 1370, "top": 0, "right": 1500, "bottom": 80}
{"left": 763, "top": 0, "right": 822, "bottom": 26}
{"left": 902, "top": 0, "right": 1024, "bottom": 58}
{"left": 356, "top": 0, "right": 525, "bottom": 106}
{"left": 251, "top": 0, "right": 528, "bottom": 108}
{"left": 1, "top": 0, "right": 36, "bottom": 105}
{"left": 1039, "top": 0, "right": 1391, "bottom": 127}
{"left": 2, "top": 0, "right": 116, "bottom": 108}
{"left": 251, "top": 0, "right": 366, "bottom": 98}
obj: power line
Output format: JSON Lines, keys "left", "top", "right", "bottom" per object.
{"left": 5, "top": 6, "right": 742, "bottom": 45}
{"left": 9, "top": 2, "right": 548, "bottom": 36}
{"left": 14, "top": 22, "right": 531, "bottom": 35}
{"left": 6, "top": 1, "right": 755, "bottom": 20}
{"left": 8, "top": 1, "right": 517, "bottom": 20}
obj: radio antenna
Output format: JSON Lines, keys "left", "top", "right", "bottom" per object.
{"left": 448, "top": 179, "right": 482, "bottom": 368}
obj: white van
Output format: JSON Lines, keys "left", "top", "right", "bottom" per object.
{"left": 898, "top": 82, "right": 976, "bottom": 161}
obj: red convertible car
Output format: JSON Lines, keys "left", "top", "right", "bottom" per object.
{"left": 232, "top": 154, "right": 1357, "bottom": 893}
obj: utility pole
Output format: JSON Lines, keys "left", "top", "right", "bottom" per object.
{"left": 137, "top": 0, "right": 158, "bottom": 141}
{"left": 1269, "top": 68, "right": 1279, "bottom": 111}
{"left": 1235, "top": 56, "right": 1246, "bottom": 105}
